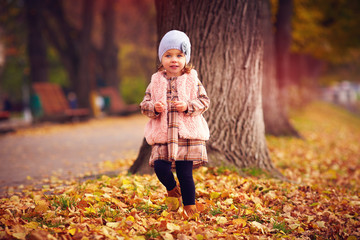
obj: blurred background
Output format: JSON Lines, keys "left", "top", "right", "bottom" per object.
{"left": 0, "top": 0, "right": 359, "bottom": 125}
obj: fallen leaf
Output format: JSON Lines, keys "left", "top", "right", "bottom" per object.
{"left": 167, "top": 222, "right": 180, "bottom": 232}
{"left": 165, "top": 197, "right": 180, "bottom": 211}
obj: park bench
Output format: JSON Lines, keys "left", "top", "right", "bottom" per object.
{"left": 98, "top": 87, "right": 139, "bottom": 115}
{"left": 32, "top": 82, "right": 90, "bottom": 122}
{"left": 0, "top": 111, "right": 10, "bottom": 121}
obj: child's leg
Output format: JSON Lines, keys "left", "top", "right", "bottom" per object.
{"left": 175, "top": 161, "right": 195, "bottom": 206}
{"left": 154, "top": 160, "right": 177, "bottom": 191}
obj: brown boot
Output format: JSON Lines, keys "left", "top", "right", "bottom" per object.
{"left": 183, "top": 205, "right": 198, "bottom": 220}
{"left": 165, "top": 185, "right": 182, "bottom": 211}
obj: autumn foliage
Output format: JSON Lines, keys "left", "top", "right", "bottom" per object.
{"left": 0, "top": 102, "right": 359, "bottom": 239}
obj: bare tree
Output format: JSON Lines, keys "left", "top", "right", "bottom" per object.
{"left": 130, "top": 0, "right": 284, "bottom": 179}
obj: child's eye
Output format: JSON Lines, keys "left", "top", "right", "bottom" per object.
{"left": 166, "top": 55, "right": 171, "bottom": 58}
{"left": 177, "top": 54, "right": 184, "bottom": 58}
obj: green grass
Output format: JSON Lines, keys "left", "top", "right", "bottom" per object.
{"left": 209, "top": 207, "right": 223, "bottom": 216}
{"left": 50, "top": 195, "right": 77, "bottom": 210}
{"left": 273, "top": 221, "right": 292, "bottom": 234}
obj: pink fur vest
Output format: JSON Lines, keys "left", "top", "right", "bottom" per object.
{"left": 144, "top": 69, "right": 210, "bottom": 145}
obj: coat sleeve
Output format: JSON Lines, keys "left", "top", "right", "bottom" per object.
{"left": 140, "top": 83, "right": 160, "bottom": 119}
{"left": 185, "top": 79, "right": 210, "bottom": 117}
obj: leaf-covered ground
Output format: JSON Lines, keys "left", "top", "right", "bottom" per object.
{"left": 1, "top": 102, "right": 359, "bottom": 240}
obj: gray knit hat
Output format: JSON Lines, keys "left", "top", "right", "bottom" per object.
{"left": 158, "top": 30, "right": 191, "bottom": 64}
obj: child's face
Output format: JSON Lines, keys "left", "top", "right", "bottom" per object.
{"left": 161, "top": 49, "right": 186, "bottom": 77}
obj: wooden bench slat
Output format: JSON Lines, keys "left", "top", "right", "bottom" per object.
{"left": 32, "top": 83, "right": 90, "bottom": 121}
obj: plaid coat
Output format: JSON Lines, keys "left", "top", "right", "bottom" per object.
{"left": 140, "top": 70, "right": 210, "bottom": 168}
{"left": 141, "top": 69, "right": 210, "bottom": 145}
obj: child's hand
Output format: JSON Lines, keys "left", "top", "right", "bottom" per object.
{"left": 173, "top": 101, "right": 188, "bottom": 112}
{"left": 154, "top": 102, "right": 165, "bottom": 113}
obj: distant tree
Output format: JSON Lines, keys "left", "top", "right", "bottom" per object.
{"left": 130, "top": 0, "right": 284, "bottom": 179}
{"left": 0, "top": 28, "right": 5, "bottom": 74}
{"left": 291, "top": 0, "right": 360, "bottom": 83}
{"left": 97, "top": 0, "right": 120, "bottom": 89}
{"left": 275, "top": 0, "right": 294, "bottom": 105}
{"left": 42, "top": 0, "right": 96, "bottom": 109}
{"left": 262, "top": 0, "right": 300, "bottom": 136}
{"left": 0, "top": 0, "right": 29, "bottom": 101}
{"left": 25, "top": 0, "right": 48, "bottom": 83}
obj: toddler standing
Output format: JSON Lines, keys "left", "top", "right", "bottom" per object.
{"left": 140, "top": 30, "right": 210, "bottom": 219}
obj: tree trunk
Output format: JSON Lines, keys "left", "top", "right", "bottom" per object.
{"left": 42, "top": 0, "right": 96, "bottom": 109}
{"left": 0, "top": 28, "right": 6, "bottom": 76}
{"left": 25, "top": 0, "right": 48, "bottom": 83}
{"left": 100, "top": 0, "right": 120, "bottom": 89}
{"left": 130, "top": 0, "right": 284, "bottom": 178}
{"left": 76, "top": 0, "right": 96, "bottom": 109}
{"left": 275, "top": 0, "right": 293, "bottom": 105}
{"left": 128, "top": 138, "right": 153, "bottom": 174}
{"left": 262, "top": 0, "right": 300, "bottom": 137}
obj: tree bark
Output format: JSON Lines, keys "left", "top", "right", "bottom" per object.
{"left": 128, "top": 138, "right": 153, "bottom": 174}
{"left": 262, "top": 0, "right": 300, "bottom": 137}
{"left": 130, "top": 0, "right": 284, "bottom": 179}
{"left": 25, "top": 0, "right": 48, "bottom": 83}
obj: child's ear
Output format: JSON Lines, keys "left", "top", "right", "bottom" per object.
{"left": 157, "top": 64, "right": 164, "bottom": 72}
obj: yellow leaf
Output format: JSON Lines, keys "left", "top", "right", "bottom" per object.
{"left": 230, "top": 204, "right": 237, "bottom": 210}
{"left": 232, "top": 218, "right": 247, "bottom": 227}
{"left": 84, "top": 207, "right": 96, "bottom": 214}
{"left": 347, "top": 236, "right": 358, "bottom": 240}
{"left": 161, "top": 210, "right": 169, "bottom": 217}
{"left": 245, "top": 209, "right": 253, "bottom": 215}
{"left": 126, "top": 215, "right": 135, "bottom": 226}
{"left": 68, "top": 228, "right": 76, "bottom": 235}
{"left": 9, "top": 195, "right": 20, "bottom": 203}
{"left": 133, "top": 237, "right": 146, "bottom": 240}
{"left": 324, "top": 169, "right": 337, "bottom": 180}
{"left": 167, "top": 222, "right": 180, "bottom": 232}
{"left": 165, "top": 197, "right": 180, "bottom": 211}
{"left": 122, "top": 179, "right": 133, "bottom": 189}
{"left": 196, "top": 234, "right": 204, "bottom": 240}
{"left": 12, "top": 232, "right": 27, "bottom": 240}
{"left": 34, "top": 200, "right": 48, "bottom": 213}
{"left": 210, "top": 192, "right": 221, "bottom": 199}
{"left": 298, "top": 227, "right": 305, "bottom": 233}
{"left": 24, "top": 222, "right": 39, "bottom": 230}
{"left": 255, "top": 203, "right": 263, "bottom": 210}
{"left": 126, "top": 216, "right": 135, "bottom": 222}
{"left": 111, "top": 198, "right": 127, "bottom": 208}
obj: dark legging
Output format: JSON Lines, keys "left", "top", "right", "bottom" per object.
{"left": 154, "top": 160, "right": 195, "bottom": 206}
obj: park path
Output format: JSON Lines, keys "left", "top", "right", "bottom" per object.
{"left": 0, "top": 114, "right": 148, "bottom": 194}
